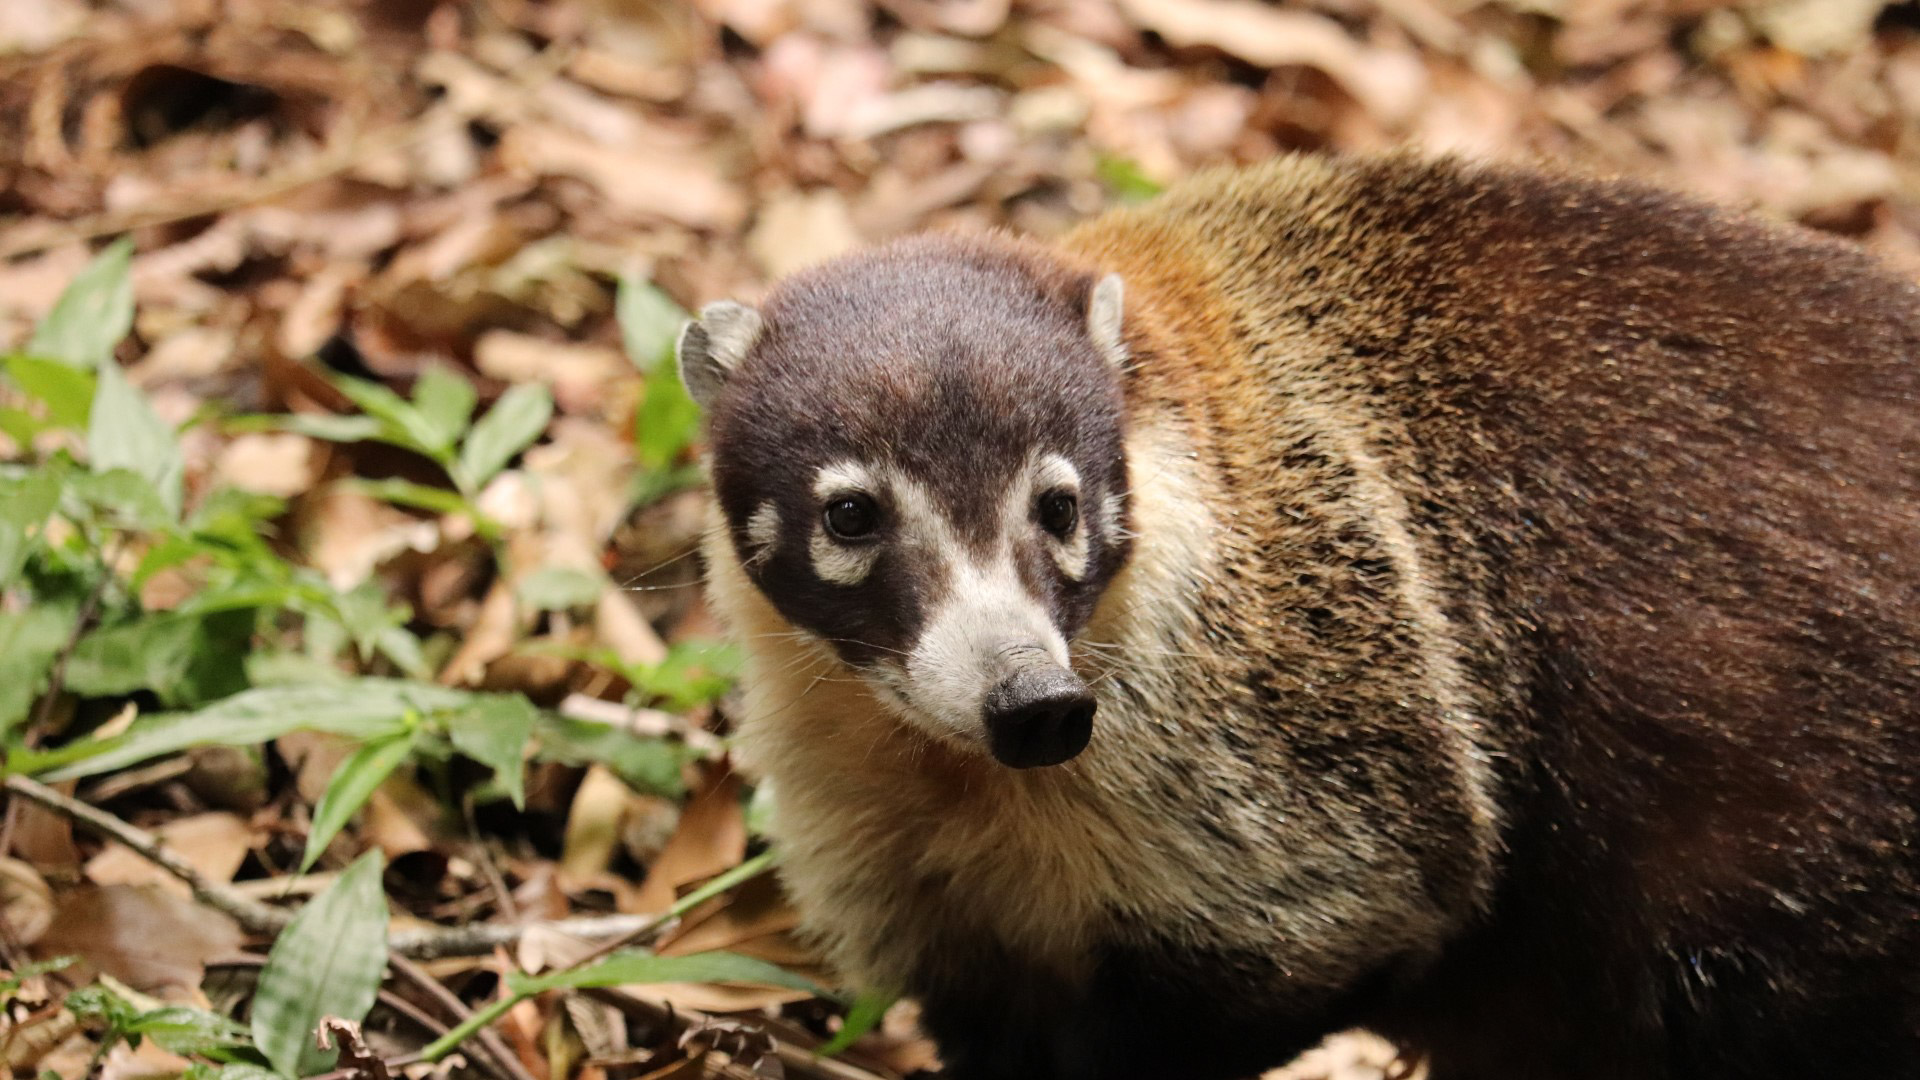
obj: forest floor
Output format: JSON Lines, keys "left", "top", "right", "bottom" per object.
{"left": 1, "top": 0, "right": 1916, "bottom": 1077}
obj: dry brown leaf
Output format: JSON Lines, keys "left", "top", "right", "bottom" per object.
{"left": 498, "top": 125, "right": 746, "bottom": 229}
{"left": 37, "top": 885, "right": 243, "bottom": 992}
{"left": 212, "top": 432, "right": 319, "bottom": 498}
{"left": 474, "top": 331, "right": 631, "bottom": 418}
{"left": 1115, "top": 0, "right": 1427, "bottom": 125}
{"left": 84, "top": 812, "right": 255, "bottom": 899}
{"left": 0, "top": 857, "right": 55, "bottom": 946}
{"left": 560, "top": 764, "right": 637, "bottom": 882}
{"left": 747, "top": 188, "right": 862, "bottom": 278}
{"left": 629, "top": 765, "right": 746, "bottom": 915}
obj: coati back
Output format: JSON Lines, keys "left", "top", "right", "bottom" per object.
{"left": 678, "top": 154, "right": 1920, "bottom": 1080}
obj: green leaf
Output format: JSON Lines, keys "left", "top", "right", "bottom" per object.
{"left": 633, "top": 367, "right": 700, "bottom": 471}
{"left": 451, "top": 383, "right": 552, "bottom": 494}
{"left": 27, "top": 237, "right": 134, "bottom": 370}
{"left": 183, "top": 1065, "right": 282, "bottom": 1080}
{"left": 1095, "top": 154, "right": 1166, "bottom": 204}
{"left": 300, "top": 730, "right": 419, "bottom": 871}
{"left": 5, "top": 355, "right": 98, "bottom": 428}
{"left": 272, "top": 413, "right": 386, "bottom": 444}
{"left": 1, "top": 955, "right": 75, "bottom": 993}
{"left": 327, "top": 374, "right": 446, "bottom": 458}
{"left": 0, "top": 463, "right": 66, "bottom": 585}
{"left": 123, "top": 1004, "right": 254, "bottom": 1057}
{"left": 532, "top": 712, "right": 692, "bottom": 798}
{"left": 29, "top": 679, "right": 466, "bottom": 781}
{"left": 252, "top": 850, "right": 388, "bottom": 1078}
{"left": 336, "top": 476, "right": 473, "bottom": 517}
{"left": 0, "top": 603, "right": 81, "bottom": 737}
{"left": 507, "top": 949, "right": 817, "bottom": 998}
{"left": 617, "top": 277, "right": 688, "bottom": 375}
{"left": 446, "top": 694, "right": 537, "bottom": 809}
{"left": 66, "top": 467, "right": 174, "bottom": 531}
{"left": 515, "top": 566, "right": 604, "bottom": 613}
{"left": 88, "top": 361, "right": 182, "bottom": 521}
{"left": 817, "top": 989, "right": 895, "bottom": 1056}
{"left": 64, "top": 608, "right": 253, "bottom": 708}
{"left": 411, "top": 366, "right": 478, "bottom": 452}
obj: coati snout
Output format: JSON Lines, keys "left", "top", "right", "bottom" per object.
{"left": 676, "top": 243, "right": 1132, "bottom": 767}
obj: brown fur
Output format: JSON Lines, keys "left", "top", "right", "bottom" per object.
{"left": 700, "top": 154, "right": 1920, "bottom": 1079}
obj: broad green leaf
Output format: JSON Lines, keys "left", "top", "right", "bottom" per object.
{"left": 617, "top": 277, "right": 687, "bottom": 375}
{"left": 5, "top": 355, "right": 97, "bottom": 428}
{"left": 0, "top": 603, "right": 80, "bottom": 737}
{"left": 123, "top": 1005, "right": 253, "bottom": 1056}
{"left": 374, "top": 624, "right": 433, "bottom": 680}
{"left": 27, "top": 237, "right": 134, "bottom": 370}
{"left": 411, "top": 366, "right": 477, "bottom": 452}
{"left": 0, "top": 406, "right": 42, "bottom": 445}
{"left": 817, "top": 989, "right": 895, "bottom": 1056}
{"left": 446, "top": 694, "right": 537, "bottom": 809}
{"left": 633, "top": 367, "right": 700, "bottom": 471}
{"left": 88, "top": 362, "right": 182, "bottom": 520}
{"left": 507, "top": 949, "right": 817, "bottom": 998}
{"left": 532, "top": 712, "right": 691, "bottom": 798}
{"left": 66, "top": 467, "right": 176, "bottom": 531}
{"left": 300, "top": 730, "right": 418, "bottom": 871}
{"left": 451, "top": 383, "right": 552, "bottom": 494}
{"left": 515, "top": 565, "right": 603, "bottom": 613}
{"left": 31, "top": 679, "right": 467, "bottom": 781}
{"left": 252, "top": 850, "right": 388, "bottom": 1078}
{"left": 327, "top": 374, "right": 445, "bottom": 458}
{"left": 64, "top": 608, "right": 253, "bottom": 707}
{"left": 0, "top": 463, "right": 66, "bottom": 585}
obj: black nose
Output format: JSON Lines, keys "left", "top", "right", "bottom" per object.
{"left": 982, "top": 666, "right": 1097, "bottom": 768}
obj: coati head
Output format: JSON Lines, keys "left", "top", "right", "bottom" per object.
{"left": 678, "top": 236, "right": 1134, "bottom": 768}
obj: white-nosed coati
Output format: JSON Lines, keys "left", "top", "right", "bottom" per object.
{"left": 675, "top": 154, "right": 1920, "bottom": 1080}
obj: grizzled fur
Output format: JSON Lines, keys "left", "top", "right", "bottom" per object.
{"left": 689, "top": 154, "right": 1920, "bottom": 1080}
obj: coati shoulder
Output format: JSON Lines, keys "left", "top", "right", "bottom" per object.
{"left": 679, "top": 153, "right": 1920, "bottom": 1080}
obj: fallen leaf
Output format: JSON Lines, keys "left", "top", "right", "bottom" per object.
{"left": 37, "top": 884, "right": 243, "bottom": 992}
{"left": 84, "top": 812, "right": 255, "bottom": 899}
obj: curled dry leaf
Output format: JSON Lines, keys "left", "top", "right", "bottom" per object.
{"left": 1115, "top": 0, "right": 1428, "bottom": 126}
{"left": 0, "top": 856, "right": 55, "bottom": 946}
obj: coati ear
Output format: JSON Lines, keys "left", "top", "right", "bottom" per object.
{"left": 677, "top": 301, "right": 766, "bottom": 411}
{"left": 1086, "top": 273, "right": 1129, "bottom": 373}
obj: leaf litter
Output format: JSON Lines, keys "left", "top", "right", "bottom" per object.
{"left": 3, "top": 0, "right": 1919, "bottom": 1077}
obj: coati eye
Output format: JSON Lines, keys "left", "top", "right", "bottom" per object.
{"left": 1038, "top": 491, "right": 1078, "bottom": 538}
{"left": 823, "top": 493, "right": 880, "bottom": 540}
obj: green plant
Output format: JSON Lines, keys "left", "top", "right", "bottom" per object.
{"left": 0, "top": 241, "right": 791, "bottom": 1077}
{"left": 618, "top": 273, "right": 704, "bottom": 507}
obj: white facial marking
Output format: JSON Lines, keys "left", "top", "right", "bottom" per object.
{"left": 898, "top": 467, "right": 1070, "bottom": 742}
{"left": 810, "top": 461, "right": 883, "bottom": 586}
{"left": 1034, "top": 453, "right": 1090, "bottom": 581}
{"left": 744, "top": 501, "right": 781, "bottom": 568}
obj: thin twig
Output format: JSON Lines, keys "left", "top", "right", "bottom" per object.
{"left": 3, "top": 773, "right": 294, "bottom": 934}
{"left": 0, "top": 773, "right": 768, "bottom": 959}
{"left": 389, "top": 954, "right": 539, "bottom": 1080}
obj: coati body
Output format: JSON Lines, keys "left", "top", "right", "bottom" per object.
{"left": 678, "top": 155, "right": 1920, "bottom": 1080}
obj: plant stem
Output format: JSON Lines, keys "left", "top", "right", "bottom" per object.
{"left": 417, "top": 849, "right": 778, "bottom": 1063}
